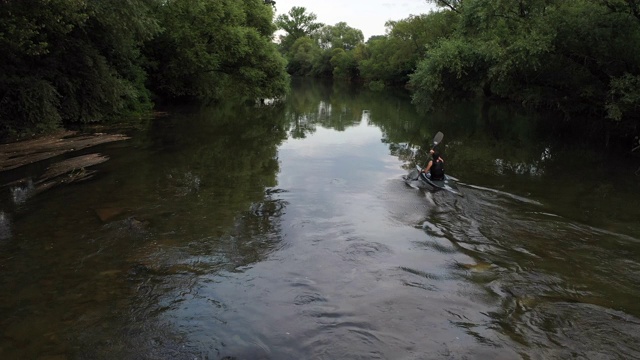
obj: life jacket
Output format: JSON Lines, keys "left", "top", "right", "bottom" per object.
{"left": 430, "top": 160, "right": 444, "bottom": 180}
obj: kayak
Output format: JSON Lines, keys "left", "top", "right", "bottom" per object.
{"left": 404, "top": 131, "right": 462, "bottom": 196}
{"left": 421, "top": 173, "right": 453, "bottom": 191}
{"left": 406, "top": 165, "right": 462, "bottom": 196}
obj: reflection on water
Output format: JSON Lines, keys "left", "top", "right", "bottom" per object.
{"left": 0, "top": 211, "right": 10, "bottom": 240}
{"left": 10, "top": 178, "right": 35, "bottom": 205}
{"left": 0, "top": 80, "right": 639, "bottom": 359}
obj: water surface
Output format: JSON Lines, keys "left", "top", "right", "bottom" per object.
{"left": 1, "top": 79, "right": 639, "bottom": 359}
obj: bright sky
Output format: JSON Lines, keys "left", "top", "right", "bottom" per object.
{"left": 273, "top": 0, "right": 438, "bottom": 41}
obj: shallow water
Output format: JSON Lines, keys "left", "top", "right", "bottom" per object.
{"left": 1, "top": 80, "right": 639, "bottom": 359}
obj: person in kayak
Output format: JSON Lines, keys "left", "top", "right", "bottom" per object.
{"left": 423, "top": 150, "right": 445, "bottom": 180}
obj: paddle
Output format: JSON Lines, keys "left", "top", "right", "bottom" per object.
{"left": 432, "top": 131, "right": 444, "bottom": 150}
{"left": 411, "top": 132, "right": 444, "bottom": 181}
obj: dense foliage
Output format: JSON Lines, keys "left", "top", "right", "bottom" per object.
{"left": 3, "top": 1, "right": 639, "bottom": 142}
{"left": 274, "top": 6, "right": 458, "bottom": 85}
{"left": 0, "top": 0, "right": 289, "bottom": 140}
{"left": 0, "top": 0, "right": 158, "bottom": 138}
{"left": 359, "top": 12, "right": 459, "bottom": 86}
{"left": 144, "top": 0, "right": 289, "bottom": 101}
{"left": 274, "top": 7, "right": 365, "bottom": 80}
{"left": 411, "top": 0, "right": 640, "bottom": 132}
{"left": 275, "top": 2, "right": 640, "bottom": 140}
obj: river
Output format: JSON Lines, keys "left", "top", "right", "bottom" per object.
{"left": 1, "top": 79, "right": 639, "bottom": 359}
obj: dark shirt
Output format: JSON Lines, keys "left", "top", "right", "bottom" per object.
{"left": 430, "top": 160, "right": 444, "bottom": 180}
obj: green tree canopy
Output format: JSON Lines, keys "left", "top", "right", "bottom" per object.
{"left": 315, "top": 22, "right": 364, "bottom": 50}
{"left": 275, "top": 6, "right": 324, "bottom": 53}
{"left": 0, "top": 0, "right": 158, "bottom": 139}
{"left": 330, "top": 48, "right": 358, "bottom": 80}
{"left": 410, "top": 0, "right": 640, "bottom": 135}
{"left": 358, "top": 12, "right": 458, "bottom": 85}
{"left": 0, "top": 0, "right": 289, "bottom": 140}
{"left": 144, "top": 0, "right": 289, "bottom": 102}
{"left": 286, "top": 37, "right": 322, "bottom": 76}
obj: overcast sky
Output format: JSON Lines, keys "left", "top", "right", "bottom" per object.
{"left": 273, "top": 0, "right": 438, "bottom": 40}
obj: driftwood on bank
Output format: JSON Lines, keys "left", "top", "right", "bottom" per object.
{"left": 0, "top": 131, "right": 130, "bottom": 172}
{"left": 31, "top": 153, "right": 110, "bottom": 194}
{"left": 0, "top": 131, "right": 130, "bottom": 196}
{"left": 37, "top": 153, "right": 109, "bottom": 182}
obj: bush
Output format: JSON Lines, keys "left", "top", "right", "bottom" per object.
{"left": 0, "top": 77, "right": 62, "bottom": 140}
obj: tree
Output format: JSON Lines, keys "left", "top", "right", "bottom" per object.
{"left": 410, "top": 0, "right": 640, "bottom": 136}
{"left": 358, "top": 12, "right": 459, "bottom": 85}
{"left": 287, "top": 37, "right": 322, "bottom": 76}
{"left": 426, "top": 0, "right": 464, "bottom": 13}
{"left": 311, "top": 49, "right": 335, "bottom": 78}
{"left": 275, "top": 6, "right": 324, "bottom": 53}
{"left": 0, "top": 0, "right": 159, "bottom": 139}
{"left": 144, "top": 0, "right": 289, "bottom": 102}
{"left": 0, "top": 0, "right": 291, "bottom": 139}
{"left": 315, "top": 22, "right": 364, "bottom": 50}
{"left": 330, "top": 48, "right": 359, "bottom": 80}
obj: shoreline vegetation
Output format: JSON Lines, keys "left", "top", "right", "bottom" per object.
{"left": 1, "top": 1, "right": 639, "bottom": 151}
{"left": 0, "top": 0, "right": 289, "bottom": 141}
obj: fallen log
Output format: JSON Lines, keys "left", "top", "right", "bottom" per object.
{"left": 0, "top": 131, "right": 129, "bottom": 201}
{"left": 0, "top": 131, "right": 130, "bottom": 172}
{"left": 36, "top": 153, "right": 109, "bottom": 184}
{"left": 3, "top": 153, "right": 110, "bottom": 200}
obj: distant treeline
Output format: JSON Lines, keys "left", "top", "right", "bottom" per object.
{"left": 2, "top": 0, "right": 639, "bottom": 145}
{"left": 0, "top": 0, "right": 289, "bottom": 140}
{"left": 276, "top": 1, "right": 640, "bottom": 143}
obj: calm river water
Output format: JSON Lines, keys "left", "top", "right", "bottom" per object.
{"left": 1, "top": 79, "right": 639, "bottom": 359}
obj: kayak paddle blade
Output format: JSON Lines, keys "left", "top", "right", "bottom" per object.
{"left": 432, "top": 132, "right": 444, "bottom": 149}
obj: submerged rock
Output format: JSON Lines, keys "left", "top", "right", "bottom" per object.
{"left": 94, "top": 207, "right": 127, "bottom": 222}
{"left": 125, "top": 217, "right": 149, "bottom": 232}
{"left": 457, "top": 262, "right": 494, "bottom": 272}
